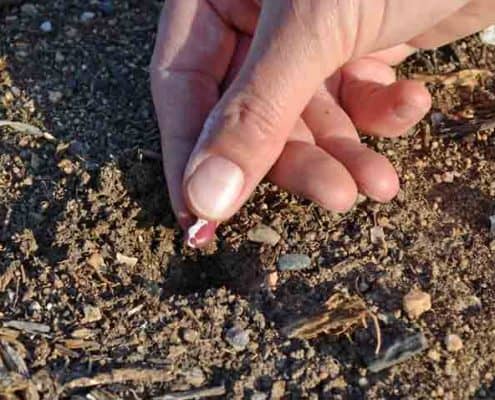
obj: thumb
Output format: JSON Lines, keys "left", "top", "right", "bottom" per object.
{"left": 182, "top": 1, "right": 334, "bottom": 221}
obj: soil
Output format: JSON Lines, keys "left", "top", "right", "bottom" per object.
{"left": 1, "top": 2, "right": 495, "bottom": 399}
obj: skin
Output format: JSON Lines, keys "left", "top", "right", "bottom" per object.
{"left": 150, "top": 0, "right": 495, "bottom": 247}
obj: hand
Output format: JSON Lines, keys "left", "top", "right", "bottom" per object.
{"left": 151, "top": 0, "right": 495, "bottom": 247}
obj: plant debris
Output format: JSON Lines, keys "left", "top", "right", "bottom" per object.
{"left": 283, "top": 293, "right": 382, "bottom": 354}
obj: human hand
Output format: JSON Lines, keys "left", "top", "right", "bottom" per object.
{"left": 150, "top": 0, "right": 495, "bottom": 247}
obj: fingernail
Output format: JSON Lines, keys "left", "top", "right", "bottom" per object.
{"left": 186, "top": 156, "right": 244, "bottom": 220}
{"left": 185, "top": 218, "right": 217, "bottom": 248}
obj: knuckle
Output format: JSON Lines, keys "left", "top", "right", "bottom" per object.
{"left": 224, "top": 92, "right": 281, "bottom": 145}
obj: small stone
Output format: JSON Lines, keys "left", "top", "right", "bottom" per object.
{"left": 55, "top": 51, "right": 65, "bottom": 63}
{"left": 403, "top": 289, "right": 431, "bottom": 319}
{"left": 370, "top": 226, "right": 385, "bottom": 244}
{"left": 87, "top": 253, "right": 104, "bottom": 269}
{"left": 367, "top": 332, "right": 428, "bottom": 373}
{"left": 442, "top": 171, "right": 455, "bottom": 183}
{"left": 184, "top": 367, "right": 205, "bottom": 387}
{"left": 29, "top": 301, "right": 41, "bottom": 312}
{"left": 265, "top": 271, "right": 278, "bottom": 288}
{"left": 116, "top": 252, "right": 138, "bottom": 267}
{"left": 225, "top": 325, "right": 250, "bottom": 351}
{"left": 270, "top": 381, "right": 286, "bottom": 400}
{"left": 490, "top": 215, "right": 495, "bottom": 237}
{"left": 247, "top": 224, "right": 280, "bottom": 246}
{"left": 30, "top": 153, "right": 42, "bottom": 171}
{"left": 182, "top": 328, "right": 199, "bottom": 343}
{"left": 358, "top": 377, "right": 369, "bottom": 387}
{"left": 40, "top": 21, "right": 53, "bottom": 32}
{"left": 82, "top": 305, "right": 102, "bottom": 323}
{"left": 251, "top": 393, "right": 267, "bottom": 400}
{"left": 48, "top": 90, "right": 63, "bottom": 104}
{"left": 278, "top": 254, "right": 311, "bottom": 272}
{"left": 427, "top": 349, "right": 441, "bottom": 362}
{"left": 21, "top": 3, "right": 38, "bottom": 16}
{"left": 57, "top": 159, "right": 75, "bottom": 175}
{"left": 445, "top": 334, "right": 463, "bottom": 352}
{"left": 80, "top": 11, "right": 96, "bottom": 23}
{"left": 480, "top": 25, "right": 495, "bottom": 45}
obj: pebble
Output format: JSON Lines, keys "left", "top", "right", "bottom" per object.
{"left": 48, "top": 90, "right": 63, "bottom": 104}
{"left": 225, "top": 326, "right": 250, "bottom": 351}
{"left": 82, "top": 305, "right": 102, "bottom": 323}
{"left": 251, "top": 393, "right": 267, "bottom": 400}
{"left": 80, "top": 11, "right": 96, "bottom": 23}
{"left": 370, "top": 226, "right": 385, "bottom": 244}
{"left": 403, "top": 289, "right": 431, "bottom": 319}
{"left": 184, "top": 367, "right": 205, "bottom": 387}
{"left": 445, "top": 334, "right": 463, "bottom": 352}
{"left": 116, "top": 252, "right": 138, "bottom": 267}
{"left": 367, "top": 332, "right": 428, "bottom": 373}
{"left": 278, "top": 254, "right": 311, "bottom": 272}
{"left": 265, "top": 271, "right": 278, "bottom": 288}
{"left": 480, "top": 25, "right": 495, "bottom": 45}
{"left": 40, "top": 21, "right": 53, "bottom": 33}
{"left": 358, "top": 377, "right": 369, "bottom": 387}
{"left": 21, "top": 3, "right": 38, "bottom": 16}
{"left": 247, "top": 224, "right": 280, "bottom": 246}
{"left": 270, "top": 381, "right": 286, "bottom": 400}
{"left": 182, "top": 328, "right": 199, "bottom": 343}
{"left": 427, "top": 349, "right": 441, "bottom": 362}
{"left": 87, "top": 253, "right": 104, "bottom": 269}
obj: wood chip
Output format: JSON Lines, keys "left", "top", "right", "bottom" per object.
{"left": 0, "top": 120, "right": 55, "bottom": 141}
{"left": 115, "top": 252, "right": 138, "bottom": 267}
{"left": 61, "top": 368, "right": 173, "bottom": 393}
{"left": 3, "top": 320, "right": 50, "bottom": 334}
{"left": 154, "top": 384, "right": 226, "bottom": 400}
{"left": 0, "top": 264, "right": 16, "bottom": 292}
{"left": 0, "top": 340, "right": 29, "bottom": 376}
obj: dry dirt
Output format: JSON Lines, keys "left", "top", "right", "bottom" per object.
{"left": 2, "top": 1, "right": 495, "bottom": 399}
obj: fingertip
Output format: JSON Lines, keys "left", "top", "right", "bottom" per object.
{"left": 393, "top": 80, "right": 432, "bottom": 123}
{"left": 361, "top": 164, "right": 400, "bottom": 203}
{"left": 321, "top": 184, "right": 358, "bottom": 214}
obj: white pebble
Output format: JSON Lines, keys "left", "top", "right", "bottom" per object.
{"left": 480, "top": 25, "right": 495, "bottom": 45}
{"left": 80, "top": 11, "right": 96, "bottom": 23}
{"left": 40, "top": 21, "right": 53, "bottom": 32}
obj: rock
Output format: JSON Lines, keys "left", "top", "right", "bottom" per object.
{"left": 48, "top": 90, "right": 63, "bottom": 104}
{"left": 225, "top": 325, "right": 250, "bottom": 351}
{"left": 80, "top": 11, "right": 96, "bottom": 23}
{"left": 182, "top": 328, "right": 199, "bottom": 343}
{"left": 370, "top": 226, "right": 385, "bottom": 244}
{"left": 82, "top": 305, "right": 102, "bottom": 323}
{"left": 358, "top": 377, "right": 369, "bottom": 387}
{"left": 490, "top": 215, "right": 495, "bottom": 237}
{"left": 20, "top": 3, "right": 38, "bottom": 16}
{"left": 427, "top": 349, "right": 441, "bottom": 362}
{"left": 247, "top": 224, "right": 280, "bottom": 246}
{"left": 55, "top": 51, "right": 64, "bottom": 63}
{"left": 445, "top": 334, "right": 463, "bottom": 352}
{"left": 184, "top": 367, "right": 205, "bottom": 387}
{"left": 278, "top": 254, "right": 311, "bottom": 272}
{"left": 40, "top": 21, "right": 53, "bottom": 32}
{"left": 403, "top": 289, "right": 431, "bottom": 319}
{"left": 251, "top": 393, "right": 267, "bottom": 400}
{"left": 87, "top": 253, "right": 104, "bottom": 269}
{"left": 367, "top": 332, "right": 428, "bottom": 373}
{"left": 116, "top": 252, "right": 138, "bottom": 267}
{"left": 480, "top": 25, "right": 495, "bottom": 45}
{"left": 270, "top": 381, "right": 286, "bottom": 400}
{"left": 265, "top": 271, "right": 278, "bottom": 288}
{"left": 57, "top": 159, "right": 75, "bottom": 175}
